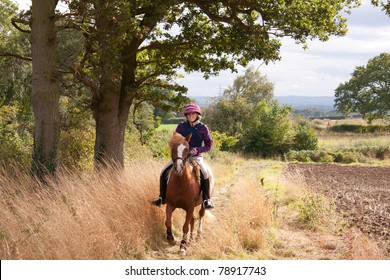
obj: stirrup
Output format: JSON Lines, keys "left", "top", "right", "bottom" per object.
{"left": 203, "top": 199, "right": 214, "bottom": 209}
{"left": 152, "top": 197, "right": 163, "bottom": 206}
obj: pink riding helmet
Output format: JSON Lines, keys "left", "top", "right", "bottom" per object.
{"left": 184, "top": 103, "right": 202, "bottom": 116}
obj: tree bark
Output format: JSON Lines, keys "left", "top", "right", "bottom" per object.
{"left": 92, "top": 2, "right": 165, "bottom": 168}
{"left": 92, "top": 1, "right": 135, "bottom": 168}
{"left": 31, "top": 0, "right": 61, "bottom": 177}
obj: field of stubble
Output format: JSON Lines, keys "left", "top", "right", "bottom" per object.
{"left": 285, "top": 163, "right": 390, "bottom": 256}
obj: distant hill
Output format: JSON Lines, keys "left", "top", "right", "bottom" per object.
{"left": 276, "top": 95, "right": 335, "bottom": 110}
{"left": 188, "top": 96, "right": 215, "bottom": 107}
{"left": 190, "top": 95, "right": 335, "bottom": 110}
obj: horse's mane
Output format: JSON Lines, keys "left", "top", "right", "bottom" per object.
{"left": 169, "top": 132, "right": 186, "bottom": 149}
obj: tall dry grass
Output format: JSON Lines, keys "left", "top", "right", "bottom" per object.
{"left": 1, "top": 157, "right": 272, "bottom": 260}
{"left": 187, "top": 174, "right": 271, "bottom": 259}
{"left": 0, "top": 160, "right": 166, "bottom": 259}
{"left": 346, "top": 227, "right": 384, "bottom": 260}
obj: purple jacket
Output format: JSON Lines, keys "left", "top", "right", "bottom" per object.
{"left": 176, "top": 121, "right": 213, "bottom": 157}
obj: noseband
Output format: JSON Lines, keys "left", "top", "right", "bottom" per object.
{"left": 173, "top": 156, "right": 187, "bottom": 173}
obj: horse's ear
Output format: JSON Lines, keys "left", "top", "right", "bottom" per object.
{"left": 185, "top": 133, "right": 192, "bottom": 143}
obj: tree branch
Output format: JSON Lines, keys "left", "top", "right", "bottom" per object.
{"left": 11, "top": 17, "right": 31, "bottom": 33}
{"left": 0, "top": 52, "right": 32, "bottom": 61}
{"left": 188, "top": 0, "right": 251, "bottom": 32}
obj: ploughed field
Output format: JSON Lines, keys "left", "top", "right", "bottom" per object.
{"left": 285, "top": 163, "right": 390, "bottom": 256}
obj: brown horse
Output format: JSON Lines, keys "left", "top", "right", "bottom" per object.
{"left": 165, "top": 132, "right": 214, "bottom": 255}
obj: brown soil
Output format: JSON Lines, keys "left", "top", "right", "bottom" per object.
{"left": 285, "top": 163, "right": 390, "bottom": 257}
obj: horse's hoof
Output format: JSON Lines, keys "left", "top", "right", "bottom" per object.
{"left": 167, "top": 237, "right": 176, "bottom": 246}
{"left": 179, "top": 248, "right": 186, "bottom": 256}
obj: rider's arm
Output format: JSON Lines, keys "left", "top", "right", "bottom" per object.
{"left": 197, "top": 124, "right": 213, "bottom": 154}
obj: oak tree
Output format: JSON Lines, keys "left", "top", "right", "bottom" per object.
{"left": 335, "top": 53, "right": 390, "bottom": 123}
{"left": 64, "top": 0, "right": 358, "bottom": 167}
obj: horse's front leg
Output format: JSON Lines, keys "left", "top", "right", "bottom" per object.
{"left": 179, "top": 208, "right": 194, "bottom": 255}
{"left": 165, "top": 204, "right": 176, "bottom": 245}
{"left": 189, "top": 215, "right": 195, "bottom": 241}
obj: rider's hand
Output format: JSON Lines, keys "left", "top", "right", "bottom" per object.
{"left": 190, "top": 148, "right": 198, "bottom": 156}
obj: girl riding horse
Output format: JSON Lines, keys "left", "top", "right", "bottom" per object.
{"left": 152, "top": 103, "right": 214, "bottom": 209}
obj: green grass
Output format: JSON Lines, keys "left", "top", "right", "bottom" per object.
{"left": 156, "top": 124, "right": 177, "bottom": 132}
{"left": 318, "top": 133, "right": 390, "bottom": 150}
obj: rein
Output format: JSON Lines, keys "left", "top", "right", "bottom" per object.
{"left": 173, "top": 157, "right": 187, "bottom": 163}
{"left": 172, "top": 156, "right": 187, "bottom": 173}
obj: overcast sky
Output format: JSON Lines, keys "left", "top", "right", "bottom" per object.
{"left": 14, "top": 0, "right": 390, "bottom": 97}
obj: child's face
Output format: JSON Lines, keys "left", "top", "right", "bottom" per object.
{"left": 186, "top": 112, "right": 197, "bottom": 122}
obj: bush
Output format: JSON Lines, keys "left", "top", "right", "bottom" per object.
{"left": 211, "top": 131, "right": 239, "bottom": 151}
{"left": 309, "top": 150, "right": 334, "bottom": 163}
{"left": 241, "top": 101, "right": 295, "bottom": 156}
{"left": 0, "top": 106, "right": 32, "bottom": 170}
{"left": 329, "top": 124, "right": 390, "bottom": 133}
{"left": 146, "top": 130, "right": 170, "bottom": 159}
{"left": 295, "top": 193, "right": 335, "bottom": 230}
{"left": 292, "top": 123, "right": 318, "bottom": 151}
{"left": 333, "top": 151, "right": 368, "bottom": 164}
{"left": 285, "top": 149, "right": 369, "bottom": 164}
{"left": 60, "top": 127, "right": 95, "bottom": 170}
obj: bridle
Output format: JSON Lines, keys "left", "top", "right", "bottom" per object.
{"left": 172, "top": 156, "right": 188, "bottom": 174}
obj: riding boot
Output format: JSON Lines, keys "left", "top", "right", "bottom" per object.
{"left": 202, "top": 178, "right": 214, "bottom": 209}
{"left": 152, "top": 166, "right": 170, "bottom": 206}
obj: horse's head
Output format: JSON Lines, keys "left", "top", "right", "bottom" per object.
{"left": 169, "top": 132, "right": 192, "bottom": 175}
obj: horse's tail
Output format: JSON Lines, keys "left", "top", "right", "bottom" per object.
{"left": 204, "top": 209, "right": 216, "bottom": 222}
{"left": 194, "top": 205, "right": 216, "bottom": 222}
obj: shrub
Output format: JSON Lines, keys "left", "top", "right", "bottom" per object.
{"left": 292, "top": 123, "right": 318, "bottom": 151}
{"left": 241, "top": 101, "right": 295, "bottom": 156}
{"left": 333, "top": 151, "right": 368, "bottom": 163}
{"left": 146, "top": 130, "right": 170, "bottom": 159}
{"left": 309, "top": 150, "right": 334, "bottom": 163}
{"left": 0, "top": 105, "right": 32, "bottom": 170}
{"left": 211, "top": 131, "right": 239, "bottom": 151}
{"left": 295, "top": 193, "right": 334, "bottom": 229}
{"left": 60, "top": 127, "right": 95, "bottom": 170}
{"left": 329, "top": 124, "right": 390, "bottom": 133}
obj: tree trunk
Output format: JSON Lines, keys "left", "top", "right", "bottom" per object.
{"left": 31, "top": 0, "right": 61, "bottom": 178}
{"left": 93, "top": 1, "right": 135, "bottom": 168}
{"left": 92, "top": 52, "right": 137, "bottom": 168}
{"left": 93, "top": 73, "right": 127, "bottom": 168}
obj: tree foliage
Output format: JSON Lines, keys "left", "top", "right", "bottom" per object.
{"left": 205, "top": 67, "right": 318, "bottom": 156}
{"left": 371, "top": 0, "right": 390, "bottom": 15}
{"left": 0, "top": 0, "right": 31, "bottom": 112}
{"left": 223, "top": 66, "right": 274, "bottom": 104}
{"left": 205, "top": 66, "right": 274, "bottom": 132}
{"left": 292, "top": 122, "right": 318, "bottom": 151}
{"left": 6, "top": 0, "right": 359, "bottom": 169}
{"left": 335, "top": 53, "right": 390, "bottom": 123}
{"left": 241, "top": 101, "right": 295, "bottom": 156}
